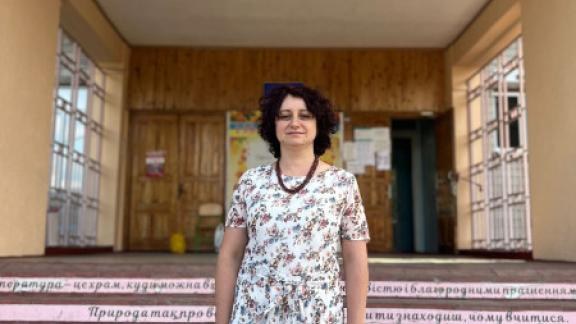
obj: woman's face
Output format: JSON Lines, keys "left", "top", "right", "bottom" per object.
{"left": 275, "top": 94, "right": 317, "bottom": 151}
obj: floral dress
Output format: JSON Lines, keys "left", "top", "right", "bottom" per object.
{"left": 225, "top": 163, "right": 370, "bottom": 324}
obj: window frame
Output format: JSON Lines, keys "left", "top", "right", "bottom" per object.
{"left": 46, "top": 30, "right": 106, "bottom": 247}
{"left": 466, "top": 37, "right": 532, "bottom": 251}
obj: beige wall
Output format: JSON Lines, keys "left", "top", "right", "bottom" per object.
{"left": 0, "top": 1, "right": 61, "bottom": 256}
{"left": 448, "top": 0, "right": 576, "bottom": 262}
{"left": 97, "top": 60, "right": 130, "bottom": 248}
{"left": 0, "top": 0, "right": 129, "bottom": 256}
{"left": 446, "top": 0, "right": 521, "bottom": 251}
{"left": 60, "top": 0, "right": 130, "bottom": 248}
{"left": 522, "top": 0, "right": 576, "bottom": 262}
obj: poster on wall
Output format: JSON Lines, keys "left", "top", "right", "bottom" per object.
{"left": 373, "top": 127, "right": 391, "bottom": 171}
{"left": 145, "top": 151, "right": 166, "bottom": 177}
{"left": 226, "top": 111, "right": 343, "bottom": 208}
{"left": 344, "top": 126, "right": 391, "bottom": 173}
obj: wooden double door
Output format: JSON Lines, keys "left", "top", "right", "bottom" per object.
{"left": 345, "top": 112, "right": 394, "bottom": 252}
{"left": 127, "top": 113, "right": 225, "bottom": 251}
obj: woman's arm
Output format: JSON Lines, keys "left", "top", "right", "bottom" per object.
{"left": 215, "top": 227, "right": 248, "bottom": 324}
{"left": 342, "top": 239, "right": 369, "bottom": 324}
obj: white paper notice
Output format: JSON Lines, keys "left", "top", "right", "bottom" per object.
{"left": 372, "top": 127, "right": 391, "bottom": 152}
{"left": 372, "top": 127, "right": 390, "bottom": 140}
{"left": 343, "top": 142, "right": 357, "bottom": 161}
{"left": 354, "top": 128, "right": 373, "bottom": 141}
{"left": 345, "top": 161, "right": 365, "bottom": 175}
{"left": 374, "top": 139, "right": 391, "bottom": 152}
{"left": 376, "top": 151, "right": 391, "bottom": 171}
{"left": 356, "top": 140, "right": 375, "bottom": 166}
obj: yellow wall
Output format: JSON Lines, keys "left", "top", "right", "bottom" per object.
{"left": 522, "top": 0, "right": 576, "bottom": 262}
{"left": 0, "top": 0, "right": 129, "bottom": 256}
{"left": 0, "top": 1, "right": 61, "bottom": 256}
{"left": 446, "top": 0, "right": 521, "bottom": 251}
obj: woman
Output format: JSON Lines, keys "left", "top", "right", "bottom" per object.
{"left": 216, "top": 85, "right": 370, "bottom": 323}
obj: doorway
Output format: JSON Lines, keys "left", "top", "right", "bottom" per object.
{"left": 391, "top": 119, "right": 438, "bottom": 254}
{"left": 392, "top": 137, "right": 414, "bottom": 252}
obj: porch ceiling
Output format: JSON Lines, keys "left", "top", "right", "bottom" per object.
{"left": 96, "top": 0, "right": 489, "bottom": 48}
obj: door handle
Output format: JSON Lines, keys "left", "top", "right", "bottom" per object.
{"left": 178, "top": 183, "right": 184, "bottom": 199}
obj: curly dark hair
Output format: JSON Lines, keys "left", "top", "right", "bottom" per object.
{"left": 258, "top": 85, "right": 338, "bottom": 159}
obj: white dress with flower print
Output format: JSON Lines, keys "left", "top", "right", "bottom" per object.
{"left": 225, "top": 163, "right": 370, "bottom": 324}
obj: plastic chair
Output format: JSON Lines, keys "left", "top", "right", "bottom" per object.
{"left": 193, "top": 203, "right": 223, "bottom": 251}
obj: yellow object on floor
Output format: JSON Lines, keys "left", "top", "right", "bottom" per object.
{"left": 170, "top": 232, "right": 186, "bottom": 254}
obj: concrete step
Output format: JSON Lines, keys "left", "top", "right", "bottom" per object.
{"left": 1, "top": 303, "right": 576, "bottom": 323}
{"left": 0, "top": 262, "right": 216, "bottom": 278}
{"left": 0, "top": 294, "right": 213, "bottom": 305}
{"left": 2, "top": 255, "right": 576, "bottom": 322}
{"left": 1, "top": 293, "right": 576, "bottom": 310}
{"left": 3, "top": 259, "right": 576, "bottom": 282}
{"left": 2, "top": 276, "right": 576, "bottom": 301}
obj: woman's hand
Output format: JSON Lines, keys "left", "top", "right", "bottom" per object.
{"left": 342, "top": 239, "right": 369, "bottom": 324}
{"left": 215, "top": 227, "right": 248, "bottom": 324}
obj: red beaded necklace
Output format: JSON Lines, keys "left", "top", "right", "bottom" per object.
{"left": 275, "top": 156, "right": 320, "bottom": 194}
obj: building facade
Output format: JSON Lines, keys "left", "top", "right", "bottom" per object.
{"left": 0, "top": 0, "right": 574, "bottom": 262}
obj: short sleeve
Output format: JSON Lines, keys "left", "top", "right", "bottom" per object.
{"left": 225, "top": 173, "right": 248, "bottom": 228}
{"left": 340, "top": 175, "right": 370, "bottom": 241}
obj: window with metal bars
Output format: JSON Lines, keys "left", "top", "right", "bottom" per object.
{"left": 46, "top": 30, "right": 105, "bottom": 247}
{"left": 466, "top": 38, "right": 532, "bottom": 251}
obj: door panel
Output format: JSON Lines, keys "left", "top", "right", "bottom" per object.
{"left": 392, "top": 137, "right": 414, "bottom": 252}
{"left": 179, "top": 114, "right": 225, "bottom": 250}
{"left": 128, "top": 115, "right": 179, "bottom": 250}
{"left": 345, "top": 113, "right": 393, "bottom": 252}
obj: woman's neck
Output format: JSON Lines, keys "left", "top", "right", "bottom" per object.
{"left": 278, "top": 148, "right": 316, "bottom": 176}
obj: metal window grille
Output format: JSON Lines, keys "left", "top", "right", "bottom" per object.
{"left": 466, "top": 38, "right": 532, "bottom": 251}
{"left": 46, "top": 30, "right": 105, "bottom": 247}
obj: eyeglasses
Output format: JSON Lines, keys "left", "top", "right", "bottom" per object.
{"left": 276, "top": 112, "right": 315, "bottom": 122}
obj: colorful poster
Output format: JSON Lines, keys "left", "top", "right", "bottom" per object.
{"left": 145, "top": 151, "right": 165, "bottom": 177}
{"left": 226, "top": 111, "right": 271, "bottom": 209}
